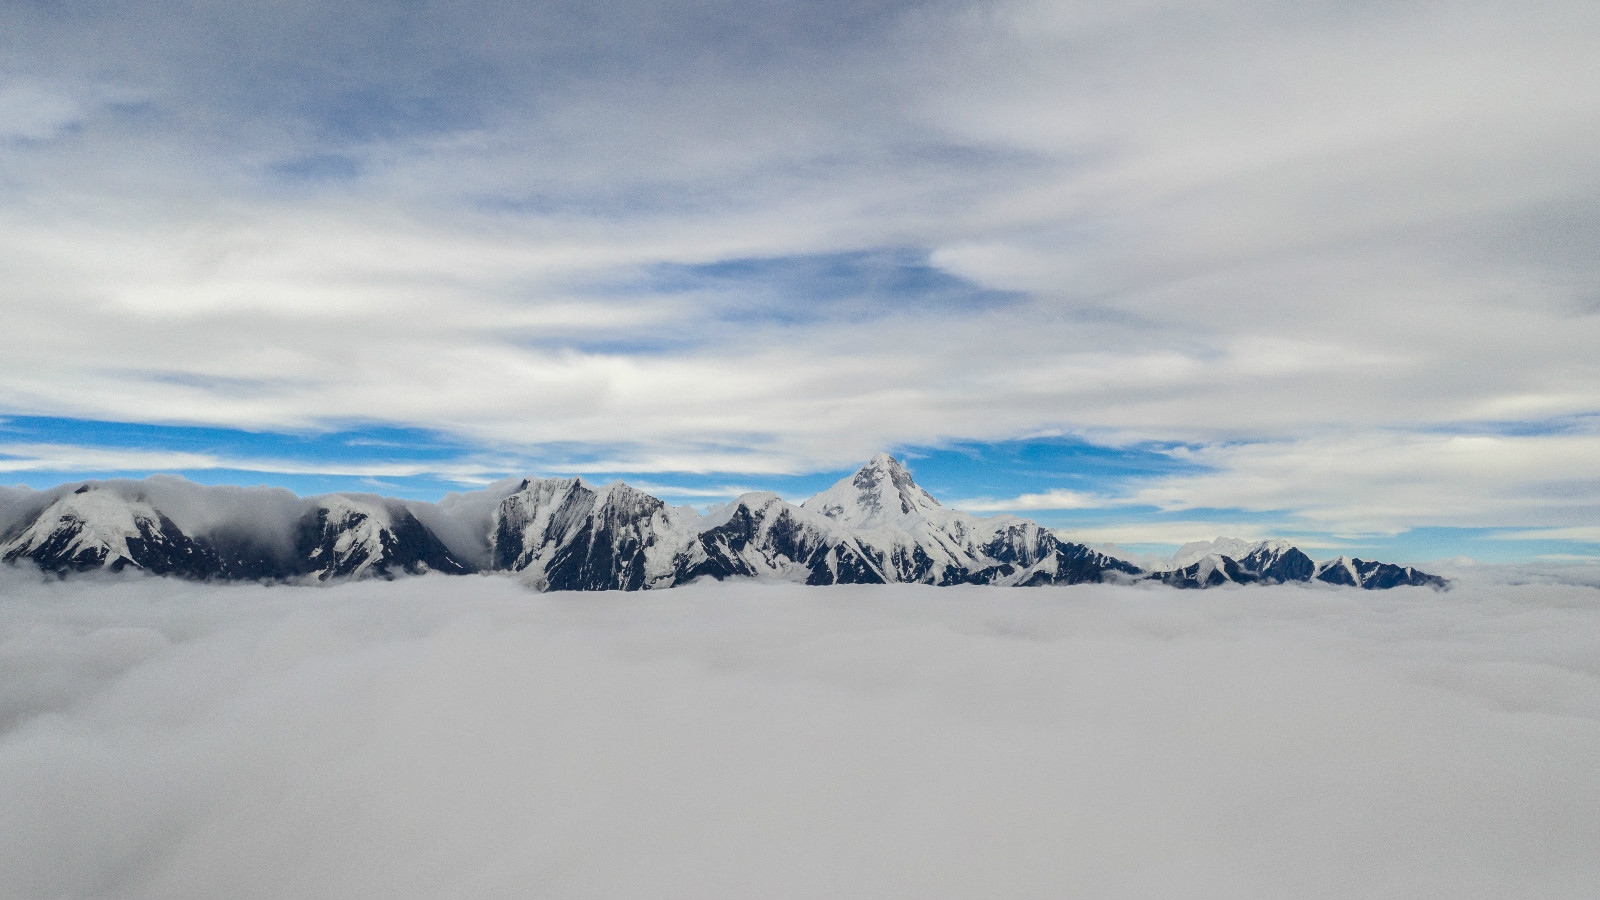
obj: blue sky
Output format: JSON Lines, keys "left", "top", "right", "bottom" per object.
{"left": 2, "top": 0, "right": 1599, "bottom": 564}
{"left": 5, "top": 413, "right": 1596, "bottom": 564}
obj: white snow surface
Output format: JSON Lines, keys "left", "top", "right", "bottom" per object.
{"left": 0, "top": 489, "right": 166, "bottom": 568}
{"left": 6, "top": 459, "right": 1109, "bottom": 587}
{"left": 1169, "top": 537, "right": 1294, "bottom": 570}
{"left": 693, "top": 492, "right": 847, "bottom": 581}
{"left": 305, "top": 495, "right": 398, "bottom": 580}
{"left": 802, "top": 452, "right": 946, "bottom": 528}
{"left": 1, "top": 463, "right": 1439, "bottom": 589}
{"left": 795, "top": 454, "right": 1070, "bottom": 585}
{"left": 485, "top": 459, "right": 1099, "bottom": 588}
{"left": 493, "top": 477, "right": 687, "bottom": 587}
{"left": 1316, "top": 556, "right": 1362, "bottom": 582}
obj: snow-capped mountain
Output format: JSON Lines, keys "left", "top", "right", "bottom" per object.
{"left": 1311, "top": 556, "right": 1446, "bottom": 590}
{"left": 298, "top": 495, "right": 471, "bottom": 581}
{"left": 491, "top": 477, "right": 684, "bottom": 591}
{"left": 799, "top": 453, "right": 1139, "bottom": 586}
{"left": 668, "top": 491, "right": 885, "bottom": 586}
{"left": 0, "top": 485, "right": 216, "bottom": 575}
{"left": 0, "top": 484, "right": 469, "bottom": 581}
{"left": 1149, "top": 537, "right": 1442, "bottom": 589}
{"left": 0, "top": 458, "right": 1444, "bottom": 591}
{"left": 481, "top": 456, "right": 1138, "bottom": 589}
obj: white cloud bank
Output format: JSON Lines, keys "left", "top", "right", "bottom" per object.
{"left": 1, "top": 571, "right": 1597, "bottom": 899}
{"left": 0, "top": 1, "right": 1598, "bottom": 543}
{"left": 3, "top": 1, "right": 1599, "bottom": 476}
{"left": 1128, "top": 432, "right": 1600, "bottom": 534}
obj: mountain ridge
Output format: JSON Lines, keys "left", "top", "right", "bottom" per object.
{"left": 0, "top": 457, "right": 1445, "bottom": 591}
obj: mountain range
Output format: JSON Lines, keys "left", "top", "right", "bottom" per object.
{"left": 0, "top": 454, "right": 1444, "bottom": 591}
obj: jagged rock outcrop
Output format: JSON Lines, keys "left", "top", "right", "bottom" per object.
{"left": 0, "top": 458, "right": 1442, "bottom": 592}
{"left": 1313, "top": 556, "right": 1447, "bottom": 589}
{"left": 297, "top": 496, "right": 472, "bottom": 581}
{"left": 0, "top": 485, "right": 468, "bottom": 582}
{"left": 1147, "top": 537, "right": 1443, "bottom": 590}
{"left": 491, "top": 478, "right": 678, "bottom": 591}
{"left": 0, "top": 486, "right": 220, "bottom": 576}
{"left": 797, "top": 453, "right": 1139, "bottom": 586}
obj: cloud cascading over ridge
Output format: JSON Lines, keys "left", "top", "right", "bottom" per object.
{"left": 2, "top": 0, "right": 1599, "bottom": 552}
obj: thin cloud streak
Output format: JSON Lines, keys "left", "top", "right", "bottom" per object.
{"left": 1492, "top": 526, "right": 1600, "bottom": 544}
{"left": 951, "top": 488, "right": 1108, "bottom": 513}
{"left": 0, "top": 443, "right": 504, "bottom": 483}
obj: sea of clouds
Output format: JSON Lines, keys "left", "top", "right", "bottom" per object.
{"left": 1, "top": 569, "right": 1597, "bottom": 899}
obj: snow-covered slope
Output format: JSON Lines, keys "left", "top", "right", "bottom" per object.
{"left": 0, "top": 462, "right": 1443, "bottom": 591}
{"left": 1150, "top": 537, "right": 1441, "bottom": 589}
{"left": 677, "top": 491, "right": 890, "bottom": 585}
{"left": 297, "top": 495, "right": 472, "bottom": 581}
{"left": 801, "top": 454, "right": 1140, "bottom": 586}
{"left": 1313, "top": 556, "right": 1446, "bottom": 589}
{"left": 0, "top": 485, "right": 215, "bottom": 575}
{"left": 1151, "top": 537, "right": 1313, "bottom": 588}
{"left": 490, "top": 477, "right": 688, "bottom": 590}
{"left": 481, "top": 457, "right": 1141, "bottom": 590}
{"left": 0, "top": 484, "right": 469, "bottom": 581}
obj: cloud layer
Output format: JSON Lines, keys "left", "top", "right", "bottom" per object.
{"left": 2, "top": 572, "right": 1598, "bottom": 898}
{"left": 3, "top": 1, "right": 1599, "bottom": 541}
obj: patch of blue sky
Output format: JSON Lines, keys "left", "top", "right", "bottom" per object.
{"left": 0, "top": 417, "right": 491, "bottom": 499}
{"left": 1061, "top": 517, "right": 1600, "bottom": 566}
{"left": 1419, "top": 412, "right": 1600, "bottom": 437}
{"left": 510, "top": 336, "right": 692, "bottom": 356}
{"left": 0, "top": 468, "right": 478, "bottom": 503}
{"left": 1319, "top": 527, "right": 1600, "bottom": 566}
{"left": 621, "top": 249, "right": 1023, "bottom": 325}
{"left": 133, "top": 371, "right": 309, "bottom": 397}
{"left": 477, "top": 182, "right": 721, "bottom": 219}
{"left": 271, "top": 153, "right": 362, "bottom": 182}
{"left": 297, "top": 65, "right": 497, "bottom": 143}
{"left": 4, "top": 418, "right": 1591, "bottom": 564}
{"left": 0, "top": 420, "right": 1177, "bottom": 508}
{"left": 895, "top": 437, "right": 1204, "bottom": 502}
{"left": 496, "top": 248, "right": 1015, "bottom": 356}
{"left": 0, "top": 416, "right": 475, "bottom": 464}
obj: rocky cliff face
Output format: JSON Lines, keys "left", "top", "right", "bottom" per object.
{"left": 296, "top": 496, "right": 472, "bottom": 581}
{"left": 0, "top": 485, "right": 469, "bottom": 582}
{"left": 0, "top": 460, "right": 1443, "bottom": 592}
{"left": 1312, "top": 556, "right": 1446, "bottom": 589}
{"left": 1147, "top": 538, "right": 1443, "bottom": 589}
{"left": 0, "top": 486, "right": 218, "bottom": 576}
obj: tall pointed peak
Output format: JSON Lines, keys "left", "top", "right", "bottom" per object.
{"left": 864, "top": 451, "right": 903, "bottom": 469}
{"left": 802, "top": 453, "right": 942, "bottom": 525}
{"left": 854, "top": 453, "right": 917, "bottom": 486}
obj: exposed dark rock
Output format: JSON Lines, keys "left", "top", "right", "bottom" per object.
{"left": 1, "top": 461, "right": 1442, "bottom": 593}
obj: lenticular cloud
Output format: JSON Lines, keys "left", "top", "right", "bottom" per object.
{"left": 0, "top": 571, "right": 1596, "bottom": 899}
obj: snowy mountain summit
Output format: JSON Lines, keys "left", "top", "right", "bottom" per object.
{"left": 804, "top": 452, "right": 943, "bottom": 527}
{"left": 483, "top": 458, "right": 1138, "bottom": 590}
{"left": 1150, "top": 537, "right": 1441, "bottom": 589}
{"left": 0, "top": 457, "right": 1443, "bottom": 591}
{"left": 0, "top": 486, "right": 210, "bottom": 575}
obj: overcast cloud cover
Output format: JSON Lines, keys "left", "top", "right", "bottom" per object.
{"left": 2, "top": 572, "right": 1598, "bottom": 898}
{"left": 2, "top": 0, "right": 1599, "bottom": 556}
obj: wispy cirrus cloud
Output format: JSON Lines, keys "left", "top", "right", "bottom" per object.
{"left": 1492, "top": 526, "right": 1600, "bottom": 544}
{"left": 949, "top": 488, "right": 1108, "bottom": 513}
{"left": 0, "top": 442, "right": 504, "bottom": 482}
